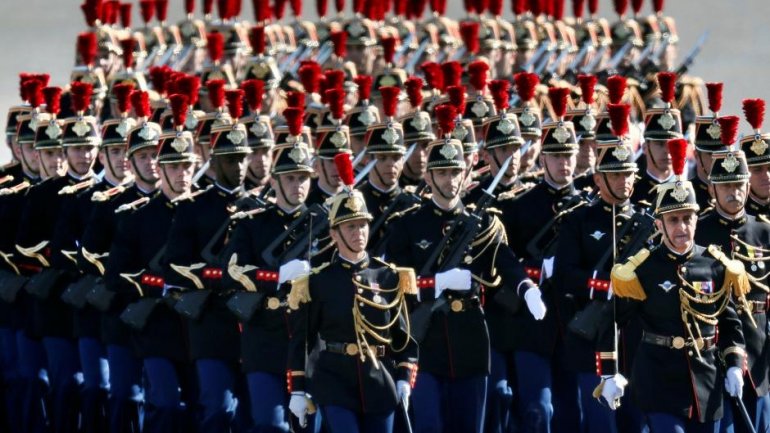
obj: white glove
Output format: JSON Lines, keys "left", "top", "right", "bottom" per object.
{"left": 600, "top": 374, "right": 627, "bottom": 410}
{"left": 524, "top": 286, "right": 547, "bottom": 320}
{"left": 396, "top": 380, "right": 411, "bottom": 410}
{"left": 289, "top": 393, "right": 308, "bottom": 427}
{"left": 725, "top": 367, "right": 744, "bottom": 398}
{"left": 279, "top": 259, "right": 311, "bottom": 284}
{"left": 434, "top": 268, "right": 472, "bottom": 298}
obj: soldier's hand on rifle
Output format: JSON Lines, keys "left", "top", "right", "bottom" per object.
{"left": 434, "top": 268, "right": 472, "bottom": 298}
{"left": 600, "top": 374, "right": 627, "bottom": 410}
{"left": 725, "top": 367, "right": 744, "bottom": 398}
{"left": 279, "top": 259, "right": 311, "bottom": 285}
{"left": 397, "top": 380, "right": 412, "bottom": 410}
{"left": 523, "top": 286, "right": 547, "bottom": 320}
{"left": 289, "top": 392, "right": 309, "bottom": 427}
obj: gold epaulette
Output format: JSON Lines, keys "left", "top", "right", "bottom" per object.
{"left": 486, "top": 206, "right": 502, "bottom": 216}
{"left": 708, "top": 245, "right": 751, "bottom": 298}
{"left": 92, "top": 184, "right": 127, "bottom": 202}
{"left": 287, "top": 262, "right": 330, "bottom": 310}
{"left": 498, "top": 182, "right": 535, "bottom": 201}
{"left": 396, "top": 267, "right": 417, "bottom": 295}
{"left": 0, "top": 181, "right": 31, "bottom": 196}
{"left": 169, "top": 262, "right": 206, "bottom": 289}
{"left": 385, "top": 204, "right": 420, "bottom": 222}
{"left": 115, "top": 196, "right": 151, "bottom": 214}
{"left": 610, "top": 248, "right": 650, "bottom": 301}
{"left": 0, "top": 174, "right": 14, "bottom": 186}
{"left": 81, "top": 247, "right": 108, "bottom": 276}
{"left": 226, "top": 253, "right": 258, "bottom": 292}
{"left": 15, "top": 241, "right": 50, "bottom": 267}
{"left": 171, "top": 185, "right": 212, "bottom": 204}
{"left": 59, "top": 178, "right": 95, "bottom": 195}
{"left": 0, "top": 250, "right": 20, "bottom": 275}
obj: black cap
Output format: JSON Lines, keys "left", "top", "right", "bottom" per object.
{"left": 127, "top": 121, "right": 163, "bottom": 157}
{"left": 316, "top": 124, "right": 353, "bottom": 159}
{"left": 210, "top": 123, "right": 253, "bottom": 156}
{"left": 694, "top": 116, "right": 727, "bottom": 152}
{"left": 566, "top": 107, "right": 598, "bottom": 140}
{"left": 426, "top": 139, "right": 466, "bottom": 170}
{"left": 644, "top": 108, "right": 683, "bottom": 140}
{"left": 241, "top": 115, "right": 275, "bottom": 149}
{"left": 365, "top": 120, "right": 406, "bottom": 154}
{"left": 346, "top": 103, "right": 380, "bottom": 137}
{"left": 510, "top": 105, "right": 542, "bottom": 137}
{"left": 271, "top": 142, "right": 314, "bottom": 175}
{"left": 541, "top": 120, "right": 579, "bottom": 154}
{"left": 101, "top": 117, "right": 136, "bottom": 147}
{"left": 33, "top": 119, "right": 64, "bottom": 150}
{"left": 328, "top": 188, "right": 372, "bottom": 227}
{"left": 156, "top": 128, "right": 197, "bottom": 163}
{"left": 399, "top": 110, "right": 436, "bottom": 143}
{"left": 740, "top": 132, "right": 770, "bottom": 166}
{"left": 595, "top": 140, "right": 638, "bottom": 173}
{"left": 61, "top": 115, "right": 101, "bottom": 147}
{"left": 16, "top": 112, "right": 50, "bottom": 145}
{"left": 484, "top": 112, "right": 524, "bottom": 150}
{"left": 708, "top": 150, "right": 750, "bottom": 184}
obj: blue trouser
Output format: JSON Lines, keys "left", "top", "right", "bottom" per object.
{"left": 485, "top": 350, "right": 515, "bottom": 433}
{"left": 411, "top": 372, "right": 487, "bottom": 433}
{"left": 16, "top": 330, "right": 48, "bottom": 433}
{"left": 647, "top": 412, "right": 720, "bottom": 433}
{"left": 196, "top": 358, "right": 238, "bottom": 433}
{"left": 79, "top": 337, "right": 110, "bottom": 433}
{"left": 321, "top": 405, "right": 393, "bottom": 433}
{"left": 247, "top": 371, "right": 289, "bottom": 432}
{"left": 1, "top": 327, "right": 23, "bottom": 433}
{"left": 42, "top": 336, "right": 82, "bottom": 433}
{"left": 143, "top": 357, "right": 197, "bottom": 433}
{"left": 551, "top": 358, "right": 580, "bottom": 433}
{"left": 107, "top": 344, "right": 143, "bottom": 433}
{"left": 576, "top": 373, "right": 617, "bottom": 433}
{"left": 514, "top": 351, "right": 553, "bottom": 433}
{"left": 722, "top": 390, "right": 770, "bottom": 433}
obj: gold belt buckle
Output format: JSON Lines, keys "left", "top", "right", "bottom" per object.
{"left": 672, "top": 336, "right": 686, "bottom": 349}
{"left": 696, "top": 338, "right": 705, "bottom": 350}
{"left": 450, "top": 299, "right": 464, "bottom": 312}
{"left": 345, "top": 343, "right": 359, "bottom": 356}
{"left": 266, "top": 297, "right": 281, "bottom": 310}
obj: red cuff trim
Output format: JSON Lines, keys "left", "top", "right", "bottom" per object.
{"left": 417, "top": 276, "right": 435, "bottom": 289}
{"left": 202, "top": 268, "right": 223, "bottom": 279}
{"left": 588, "top": 278, "right": 610, "bottom": 292}
{"left": 141, "top": 274, "right": 165, "bottom": 287}
{"left": 256, "top": 270, "right": 279, "bottom": 282}
{"left": 525, "top": 267, "right": 541, "bottom": 281}
{"left": 595, "top": 353, "right": 602, "bottom": 376}
{"left": 286, "top": 370, "right": 293, "bottom": 393}
{"left": 18, "top": 263, "right": 42, "bottom": 273}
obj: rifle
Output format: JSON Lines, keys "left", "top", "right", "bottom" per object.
{"left": 597, "top": 40, "right": 633, "bottom": 78}
{"left": 520, "top": 40, "right": 553, "bottom": 73}
{"left": 404, "top": 37, "right": 432, "bottom": 75}
{"left": 672, "top": 31, "right": 710, "bottom": 76}
{"left": 370, "top": 181, "right": 427, "bottom": 257}
{"left": 562, "top": 42, "right": 592, "bottom": 82}
{"left": 392, "top": 32, "right": 415, "bottom": 65}
{"left": 541, "top": 45, "right": 572, "bottom": 81}
{"left": 525, "top": 189, "right": 596, "bottom": 262}
{"left": 580, "top": 44, "right": 609, "bottom": 74}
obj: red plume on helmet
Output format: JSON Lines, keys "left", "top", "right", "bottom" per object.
{"left": 120, "top": 3, "right": 133, "bottom": 27}
{"left": 71, "top": 81, "right": 94, "bottom": 114}
{"left": 80, "top": 1, "right": 100, "bottom": 27}
{"left": 25, "top": 80, "right": 44, "bottom": 108}
{"left": 435, "top": 104, "right": 457, "bottom": 137}
{"left": 607, "top": 75, "right": 627, "bottom": 105}
{"left": 317, "top": 0, "right": 329, "bottom": 16}
{"left": 488, "top": 0, "right": 502, "bottom": 16}
{"left": 512, "top": 0, "right": 526, "bottom": 15}
{"left": 131, "top": 90, "right": 152, "bottom": 118}
{"left": 334, "top": 153, "right": 355, "bottom": 187}
{"left": 572, "top": 0, "right": 585, "bottom": 18}
{"left": 273, "top": 0, "right": 287, "bottom": 19}
{"left": 718, "top": 115, "right": 740, "bottom": 146}
{"left": 241, "top": 79, "right": 265, "bottom": 113}
{"left": 441, "top": 62, "right": 463, "bottom": 89}
{"left": 112, "top": 83, "right": 135, "bottom": 115}
{"left": 631, "top": 0, "right": 643, "bottom": 15}
{"left": 588, "top": 0, "right": 598, "bottom": 14}
{"left": 447, "top": 86, "right": 466, "bottom": 116}
{"left": 608, "top": 103, "right": 630, "bottom": 137}
{"left": 286, "top": 91, "right": 305, "bottom": 109}
{"left": 252, "top": 0, "right": 271, "bottom": 21}
{"left": 206, "top": 79, "right": 226, "bottom": 110}
{"left": 226, "top": 89, "right": 244, "bottom": 119}
{"left": 380, "top": 86, "right": 400, "bottom": 118}
{"left": 656, "top": 72, "right": 677, "bottom": 106}
{"left": 405, "top": 77, "right": 424, "bottom": 109}
{"left": 489, "top": 80, "right": 510, "bottom": 112}
{"left": 283, "top": 107, "right": 304, "bottom": 137}
{"left": 613, "top": 0, "right": 628, "bottom": 16}
{"left": 156, "top": 0, "right": 169, "bottom": 21}
{"left": 207, "top": 32, "right": 225, "bottom": 63}
{"left": 528, "top": 0, "right": 541, "bottom": 15}
{"left": 459, "top": 22, "right": 480, "bottom": 55}
{"left": 299, "top": 62, "right": 322, "bottom": 94}
{"left": 705, "top": 82, "right": 723, "bottom": 114}
{"left": 149, "top": 66, "right": 170, "bottom": 96}
{"left": 185, "top": 0, "right": 196, "bottom": 14}
{"left": 169, "top": 94, "right": 189, "bottom": 129}
{"left": 249, "top": 26, "right": 266, "bottom": 56}
{"left": 354, "top": 75, "right": 373, "bottom": 101}
{"left": 204, "top": 0, "right": 215, "bottom": 14}
{"left": 120, "top": 37, "right": 137, "bottom": 69}
{"left": 335, "top": 0, "right": 345, "bottom": 13}
{"left": 513, "top": 72, "right": 538, "bottom": 103}
{"left": 667, "top": 138, "right": 687, "bottom": 178}
{"left": 139, "top": 0, "right": 155, "bottom": 23}
{"left": 324, "top": 70, "right": 345, "bottom": 91}
{"left": 653, "top": 0, "right": 664, "bottom": 13}
{"left": 553, "top": 0, "right": 565, "bottom": 20}
{"left": 178, "top": 75, "right": 201, "bottom": 106}
{"left": 382, "top": 36, "right": 398, "bottom": 65}
{"left": 421, "top": 62, "right": 444, "bottom": 91}
{"left": 743, "top": 99, "right": 765, "bottom": 132}
{"left": 19, "top": 73, "right": 33, "bottom": 102}
{"left": 77, "top": 32, "right": 98, "bottom": 67}
{"left": 290, "top": 0, "right": 302, "bottom": 16}
{"left": 326, "top": 88, "right": 346, "bottom": 121}
{"left": 467, "top": 61, "right": 489, "bottom": 93}
{"left": 330, "top": 30, "right": 348, "bottom": 58}
{"left": 43, "top": 87, "right": 62, "bottom": 117}
{"left": 577, "top": 74, "right": 597, "bottom": 105}
{"left": 548, "top": 87, "right": 570, "bottom": 120}
{"left": 33, "top": 73, "right": 51, "bottom": 88}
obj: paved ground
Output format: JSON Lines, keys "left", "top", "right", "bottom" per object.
{"left": 1, "top": 0, "right": 768, "bottom": 162}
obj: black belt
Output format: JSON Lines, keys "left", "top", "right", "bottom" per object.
{"left": 325, "top": 342, "right": 386, "bottom": 357}
{"left": 642, "top": 331, "right": 715, "bottom": 350}
{"left": 446, "top": 296, "right": 480, "bottom": 313}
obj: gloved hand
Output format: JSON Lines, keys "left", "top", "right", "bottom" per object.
{"left": 600, "top": 374, "right": 627, "bottom": 410}
{"left": 396, "top": 380, "right": 411, "bottom": 410}
{"left": 279, "top": 259, "right": 311, "bottom": 284}
{"left": 434, "top": 268, "right": 472, "bottom": 298}
{"left": 289, "top": 392, "right": 309, "bottom": 427}
{"left": 524, "top": 286, "right": 547, "bottom": 320}
{"left": 725, "top": 366, "right": 744, "bottom": 398}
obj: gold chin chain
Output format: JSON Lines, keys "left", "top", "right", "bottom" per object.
{"left": 677, "top": 266, "right": 730, "bottom": 359}
{"left": 731, "top": 234, "right": 770, "bottom": 292}
{"left": 351, "top": 274, "right": 412, "bottom": 368}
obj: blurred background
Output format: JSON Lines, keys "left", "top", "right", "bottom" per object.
{"left": 1, "top": 0, "right": 768, "bottom": 162}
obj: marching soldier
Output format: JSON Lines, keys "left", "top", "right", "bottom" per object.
{"left": 692, "top": 82, "right": 727, "bottom": 211}
{"left": 569, "top": 74, "right": 600, "bottom": 191}
{"left": 607, "top": 137, "right": 748, "bottom": 432}
{"left": 694, "top": 131, "right": 770, "bottom": 433}
{"left": 164, "top": 90, "right": 253, "bottom": 433}
{"left": 554, "top": 103, "right": 639, "bottom": 433}
{"left": 385, "top": 105, "right": 545, "bottom": 433}
{"left": 286, "top": 154, "right": 419, "bottom": 433}
{"left": 105, "top": 98, "right": 197, "bottom": 433}
{"left": 221, "top": 106, "right": 321, "bottom": 432}
{"left": 741, "top": 99, "right": 770, "bottom": 218}
{"left": 398, "top": 77, "right": 434, "bottom": 189}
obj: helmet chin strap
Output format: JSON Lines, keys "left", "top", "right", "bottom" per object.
{"left": 276, "top": 176, "right": 301, "bottom": 208}
{"left": 161, "top": 165, "right": 183, "bottom": 195}
{"left": 601, "top": 172, "right": 631, "bottom": 203}
{"left": 712, "top": 187, "right": 744, "bottom": 217}
{"left": 130, "top": 156, "right": 157, "bottom": 185}
{"left": 647, "top": 144, "right": 662, "bottom": 171}
{"left": 660, "top": 220, "right": 676, "bottom": 251}
{"left": 429, "top": 171, "right": 455, "bottom": 201}
{"left": 334, "top": 227, "right": 365, "bottom": 254}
